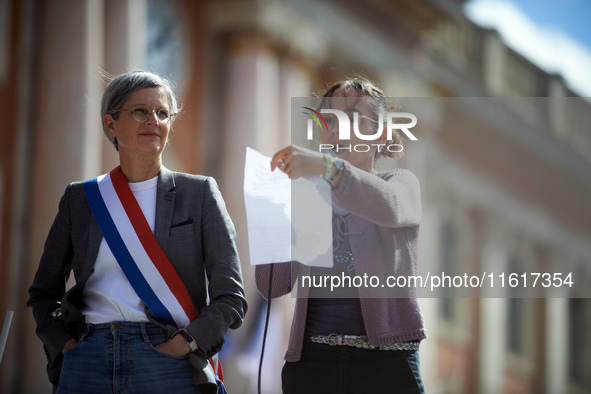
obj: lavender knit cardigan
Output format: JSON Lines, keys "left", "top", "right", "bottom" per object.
{"left": 255, "top": 161, "right": 427, "bottom": 362}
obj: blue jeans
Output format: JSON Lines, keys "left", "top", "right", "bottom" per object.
{"left": 57, "top": 322, "right": 202, "bottom": 394}
{"left": 282, "top": 341, "right": 425, "bottom": 393}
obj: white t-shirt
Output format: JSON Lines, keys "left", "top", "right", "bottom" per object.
{"left": 81, "top": 175, "right": 158, "bottom": 324}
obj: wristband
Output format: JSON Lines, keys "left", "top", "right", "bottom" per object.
{"left": 329, "top": 159, "right": 344, "bottom": 182}
{"left": 173, "top": 328, "right": 198, "bottom": 352}
{"left": 323, "top": 153, "right": 333, "bottom": 180}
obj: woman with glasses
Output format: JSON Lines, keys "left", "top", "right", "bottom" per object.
{"left": 256, "top": 78, "right": 426, "bottom": 393}
{"left": 28, "top": 70, "right": 247, "bottom": 394}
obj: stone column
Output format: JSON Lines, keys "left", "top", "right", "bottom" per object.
{"left": 482, "top": 29, "right": 506, "bottom": 96}
{"left": 216, "top": 33, "right": 283, "bottom": 393}
{"left": 18, "top": 1, "right": 104, "bottom": 392}
{"left": 416, "top": 202, "right": 440, "bottom": 393}
{"left": 545, "top": 297, "right": 569, "bottom": 393}
{"left": 218, "top": 32, "right": 282, "bottom": 259}
{"left": 0, "top": 0, "right": 38, "bottom": 391}
{"left": 278, "top": 54, "right": 312, "bottom": 148}
{"left": 479, "top": 297, "right": 507, "bottom": 394}
{"left": 478, "top": 221, "right": 507, "bottom": 394}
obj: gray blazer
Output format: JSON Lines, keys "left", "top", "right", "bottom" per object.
{"left": 28, "top": 167, "right": 247, "bottom": 390}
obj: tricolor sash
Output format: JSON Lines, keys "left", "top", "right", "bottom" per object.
{"left": 83, "top": 166, "right": 197, "bottom": 329}
{"left": 84, "top": 166, "right": 225, "bottom": 388}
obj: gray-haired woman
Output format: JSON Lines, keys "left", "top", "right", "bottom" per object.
{"left": 28, "top": 70, "right": 247, "bottom": 394}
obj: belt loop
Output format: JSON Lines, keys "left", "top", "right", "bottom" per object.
{"left": 139, "top": 322, "right": 150, "bottom": 343}
{"left": 78, "top": 324, "right": 91, "bottom": 342}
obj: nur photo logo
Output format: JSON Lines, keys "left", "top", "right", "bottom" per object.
{"left": 302, "top": 106, "right": 418, "bottom": 153}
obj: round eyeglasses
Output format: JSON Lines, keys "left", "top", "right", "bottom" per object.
{"left": 111, "top": 105, "right": 175, "bottom": 124}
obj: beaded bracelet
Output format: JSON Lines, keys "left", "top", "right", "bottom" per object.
{"left": 323, "top": 153, "right": 332, "bottom": 180}
{"left": 329, "top": 159, "right": 344, "bottom": 182}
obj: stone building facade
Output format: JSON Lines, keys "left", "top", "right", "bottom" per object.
{"left": 1, "top": 0, "right": 589, "bottom": 393}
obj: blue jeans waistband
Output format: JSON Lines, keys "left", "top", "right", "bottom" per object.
{"left": 58, "top": 322, "right": 197, "bottom": 393}
{"left": 82, "top": 321, "right": 167, "bottom": 337}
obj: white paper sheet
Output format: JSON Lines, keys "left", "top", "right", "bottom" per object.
{"left": 244, "top": 147, "right": 333, "bottom": 267}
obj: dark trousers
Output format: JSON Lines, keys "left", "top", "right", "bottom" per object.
{"left": 282, "top": 341, "right": 425, "bottom": 394}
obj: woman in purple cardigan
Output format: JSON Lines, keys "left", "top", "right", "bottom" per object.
{"left": 256, "top": 79, "right": 427, "bottom": 393}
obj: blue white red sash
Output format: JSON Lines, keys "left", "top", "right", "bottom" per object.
{"left": 83, "top": 166, "right": 198, "bottom": 329}
{"left": 84, "top": 166, "right": 225, "bottom": 387}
